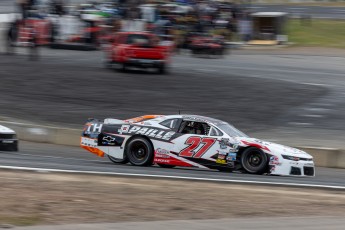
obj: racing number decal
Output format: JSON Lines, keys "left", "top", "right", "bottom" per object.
{"left": 180, "top": 137, "right": 216, "bottom": 158}
{"left": 179, "top": 136, "right": 201, "bottom": 157}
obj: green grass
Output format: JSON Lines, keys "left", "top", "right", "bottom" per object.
{"left": 0, "top": 216, "right": 42, "bottom": 226}
{"left": 287, "top": 19, "right": 345, "bottom": 48}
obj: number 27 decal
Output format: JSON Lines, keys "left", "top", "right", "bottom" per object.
{"left": 179, "top": 137, "right": 216, "bottom": 158}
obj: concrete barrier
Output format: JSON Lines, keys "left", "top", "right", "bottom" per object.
{"left": 299, "top": 147, "right": 345, "bottom": 168}
{"left": 1, "top": 120, "right": 345, "bottom": 169}
{"left": 0, "top": 120, "right": 81, "bottom": 147}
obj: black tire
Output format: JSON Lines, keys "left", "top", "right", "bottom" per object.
{"left": 158, "top": 64, "right": 167, "bottom": 74}
{"left": 120, "top": 63, "right": 127, "bottom": 72}
{"left": 107, "top": 155, "right": 128, "bottom": 164}
{"left": 126, "top": 137, "right": 154, "bottom": 166}
{"left": 240, "top": 147, "right": 268, "bottom": 174}
{"left": 157, "top": 164, "right": 175, "bottom": 168}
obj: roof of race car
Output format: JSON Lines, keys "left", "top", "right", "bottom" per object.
{"left": 137, "top": 114, "right": 228, "bottom": 126}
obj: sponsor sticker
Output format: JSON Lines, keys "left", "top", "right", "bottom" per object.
{"left": 226, "top": 152, "right": 237, "bottom": 161}
{"left": 156, "top": 148, "right": 170, "bottom": 154}
{"left": 118, "top": 125, "right": 175, "bottom": 140}
{"left": 269, "top": 156, "right": 280, "bottom": 165}
{"left": 218, "top": 154, "right": 226, "bottom": 160}
{"left": 155, "top": 153, "right": 170, "bottom": 158}
{"left": 216, "top": 159, "right": 227, "bottom": 164}
{"left": 155, "top": 159, "right": 170, "bottom": 163}
{"left": 219, "top": 138, "right": 229, "bottom": 149}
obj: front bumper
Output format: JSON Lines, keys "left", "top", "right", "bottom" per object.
{"left": 269, "top": 158, "right": 315, "bottom": 177}
{"left": 0, "top": 139, "right": 18, "bottom": 151}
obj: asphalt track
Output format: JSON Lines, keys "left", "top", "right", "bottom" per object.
{"left": 0, "top": 141, "right": 344, "bottom": 189}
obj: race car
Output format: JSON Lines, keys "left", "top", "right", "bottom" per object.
{"left": 80, "top": 115, "right": 315, "bottom": 176}
{"left": 0, "top": 125, "right": 18, "bottom": 151}
{"left": 189, "top": 34, "right": 226, "bottom": 56}
{"left": 104, "top": 32, "right": 172, "bottom": 74}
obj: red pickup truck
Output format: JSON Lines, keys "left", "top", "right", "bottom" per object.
{"left": 105, "top": 32, "right": 172, "bottom": 74}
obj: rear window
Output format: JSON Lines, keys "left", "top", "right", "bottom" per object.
{"left": 126, "top": 34, "right": 151, "bottom": 45}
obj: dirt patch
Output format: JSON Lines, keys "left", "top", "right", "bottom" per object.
{"left": 0, "top": 170, "right": 344, "bottom": 226}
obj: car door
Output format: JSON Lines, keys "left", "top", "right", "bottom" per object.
{"left": 173, "top": 120, "right": 220, "bottom": 162}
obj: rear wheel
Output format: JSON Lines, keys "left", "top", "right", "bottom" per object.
{"left": 107, "top": 155, "right": 128, "bottom": 164}
{"left": 120, "top": 63, "right": 127, "bottom": 72}
{"left": 241, "top": 147, "right": 268, "bottom": 174}
{"left": 126, "top": 137, "right": 154, "bottom": 166}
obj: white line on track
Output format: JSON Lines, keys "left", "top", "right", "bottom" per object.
{"left": 3, "top": 152, "right": 106, "bottom": 163}
{"left": 289, "top": 8, "right": 307, "bottom": 11}
{"left": 0, "top": 165, "right": 344, "bottom": 190}
{"left": 174, "top": 63, "right": 345, "bottom": 79}
{"left": 301, "top": 114, "right": 324, "bottom": 118}
{"left": 288, "top": 122, "right": 314, "bottom": 126}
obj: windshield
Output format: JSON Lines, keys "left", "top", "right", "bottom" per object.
{"left": 217, "top": 123, "right": 248, "bottom": 137}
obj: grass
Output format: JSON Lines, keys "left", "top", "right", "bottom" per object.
{"left": 287, "top": 18, "right": 345, "bottom": 48}
{"left": 0, "top": 216, "right": 42, "bottom": 226}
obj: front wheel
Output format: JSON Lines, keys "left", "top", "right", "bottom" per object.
{"left": 241, "top": 147, "right": 268, "bottom": 174}
{"left": 126, "top": 137, "right": 154, "bottom": 166}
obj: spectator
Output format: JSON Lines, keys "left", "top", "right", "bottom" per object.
{"left": 17, "top": 0, "right": 28, "bottom": 19}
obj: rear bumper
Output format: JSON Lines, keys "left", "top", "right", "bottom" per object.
{"left": 125, "top": 58, "right": 165, "bottom": 68}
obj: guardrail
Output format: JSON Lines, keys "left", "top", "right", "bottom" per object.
{"left": 1, "top": 120, "right": 344, "bottom": 169}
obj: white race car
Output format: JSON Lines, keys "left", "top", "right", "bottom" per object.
{"left": 80, "top": 115, "right": 315, "bottom": 176}
{"left": 0, "top": 125, "right": 18, "bottom": 151}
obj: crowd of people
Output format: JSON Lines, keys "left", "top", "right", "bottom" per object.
{"left": 14, "top": 0, "right": 254, "bottom": 45}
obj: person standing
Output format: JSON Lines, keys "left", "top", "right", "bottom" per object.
{"left": 17, "top": 0, "right": 28, "bottom": 19}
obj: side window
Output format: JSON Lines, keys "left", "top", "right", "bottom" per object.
{"left": 209, "top": 126, "right": 223, "bottom": 136}
{"left": 179, "top": 121, "right": 210, "bottom": 135}
{"left": 160, "top": 119, "right": 179, "bottom": 129}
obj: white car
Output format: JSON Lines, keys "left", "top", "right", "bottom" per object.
{"left": 80, "top": 115, "right": 315, "bottom": 177}
{"left": 0, "top": 125, "right": 18, "bottom": 151}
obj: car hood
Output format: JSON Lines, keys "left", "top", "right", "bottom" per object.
{"left": 0, "top": 125, "right": 16, "bottom": 134}
{"left": 236, "top": 137, "right": 313, "bottom": 159}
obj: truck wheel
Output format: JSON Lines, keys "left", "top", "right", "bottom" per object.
{"left": 158, "top": 64, "right": 167, "bottom": 74}
{"left": 121, "top": 63, "right": 127, "bottom": 72}
{"left": 107, "top": 155, "right": 128, "bottom": 164}
{"left": 241, "top": 147, "right": 268, "bottom": 174}
{"left": 126, "top": 137, "right": 154, "bottom": 166}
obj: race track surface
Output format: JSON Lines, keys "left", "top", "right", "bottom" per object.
{"left": 0, "top": 51, "right": 327, "bottom": 133}
{"left": 0, "top": 142, "right": 344, "bottom": 188}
